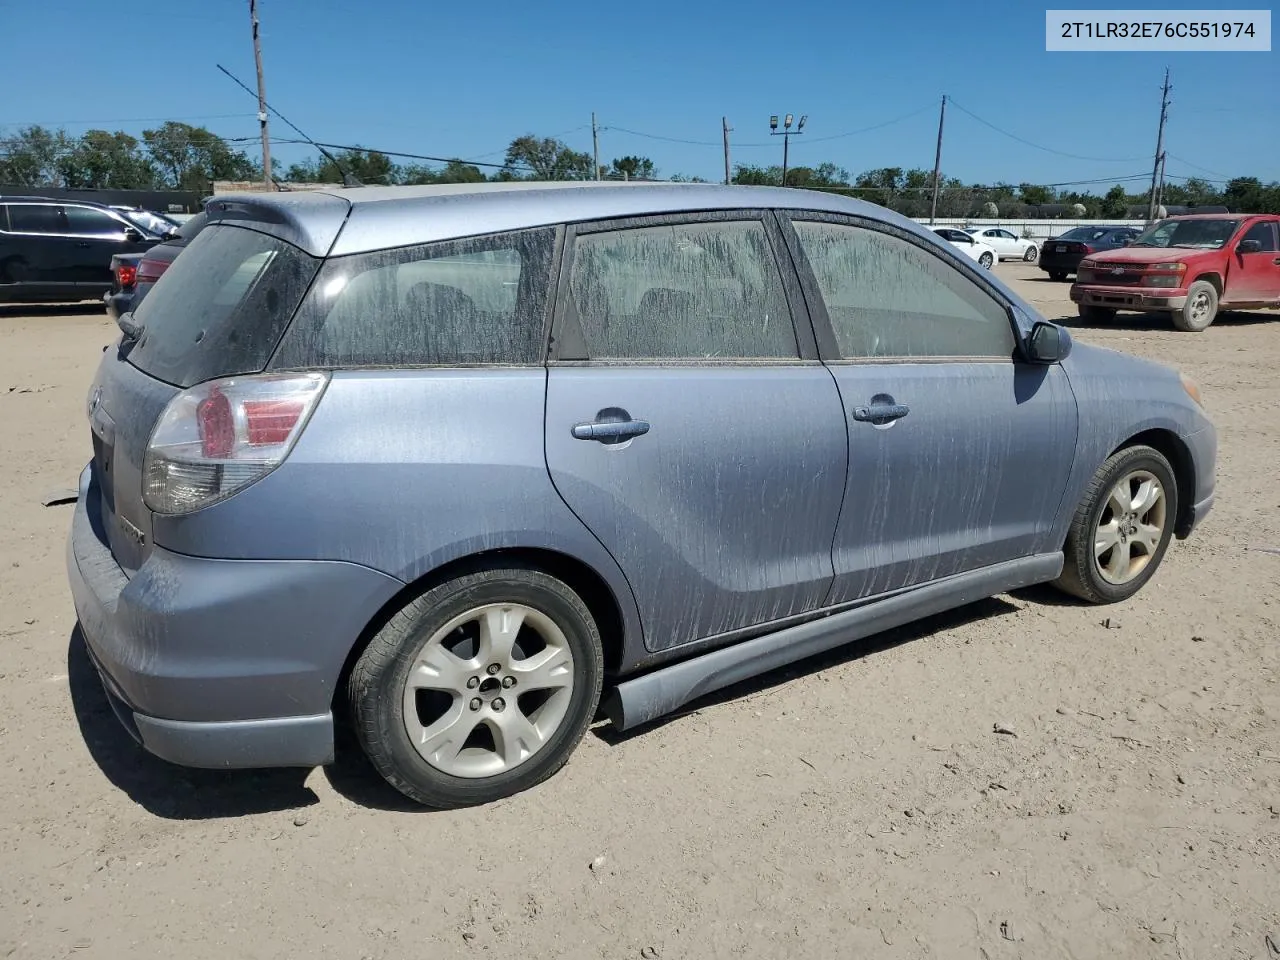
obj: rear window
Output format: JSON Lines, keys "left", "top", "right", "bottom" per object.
{"left": 272, "top": 227, "right": 555, "bottom": 368}
{"left": 1056, "top": 227, "right": 1108, "bottom": 242}
{"left": 127, "top": 224, "right": 320, "bottom": 388}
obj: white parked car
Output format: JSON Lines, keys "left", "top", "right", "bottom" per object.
{"left": 964, "top": 226, "right": 1039, "bottom": 262}
{"left": 930, "top": 227, "right": 996, "bottom": 269}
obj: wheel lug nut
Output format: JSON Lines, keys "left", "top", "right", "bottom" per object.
{"left": 492, "top": 697, "right": 505, "bottom": 712}
{"left": 502, "top": 676, "right": 516, "bottom": 688}
{"left": 466, "top": 676, "right": 479, "bottom": 689}
{"left": 469, "top": 697, "right": 482, "bottom": 711}
{"left": 487, "top": 663, "right": 501, "bottom": 676}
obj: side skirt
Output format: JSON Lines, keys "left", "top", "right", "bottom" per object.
{"left": 603, "top": 553, "right": 1063, "bottom": 731}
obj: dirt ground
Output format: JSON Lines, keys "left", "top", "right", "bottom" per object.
{"left": 1, "top": 264, "right": 1277, "bottom": 960}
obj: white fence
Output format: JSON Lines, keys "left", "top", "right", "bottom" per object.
{"left": 911, "top": 218, "right": 1142, "bottom": 241}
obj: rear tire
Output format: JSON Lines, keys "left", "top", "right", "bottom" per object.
{"left": 1172, "top": 280, "right": 1218, "bottom": 332}
{"left": 1049, "top": 271, "right": 1067, "bottom": 282}
{"left": 349, "top": 567, "right": 604, "bottom": 808}
{"left": 978, "top": 252, "right": 994, "bottom": 269}
{"left": 1052, "top": 445, "right": 1178, "bottom": 605}
{"left": 1078, "top": 304, "right": 1116, "bottom": 324}
{"left": 1023, "top": 245, "right": 1039, "bottom": 262}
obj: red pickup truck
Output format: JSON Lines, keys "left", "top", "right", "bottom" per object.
{"left": 1071, "top": 213, "right": 1280, "bottom": 331}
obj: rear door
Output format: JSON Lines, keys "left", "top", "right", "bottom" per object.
{"left": 544, "top": 211, "right": 848, "bottom": 652}
{"left": 1225, "top": 219, "right": 1280, "bottom": 303}
{"left": 3, "top": 203, "right": 76, "bottom": 292}
{"left": 781, "top": 212, "right": 1077, "bottom": 603}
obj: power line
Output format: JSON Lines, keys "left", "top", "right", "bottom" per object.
{"left": 800, "top": 105, "right": 935, "bottom": 144}
{"left": 0, "top": 113, "right": 259, "bottom": 126}
{"left": 1164, "top": 154, "right": 1233, "bottom": 179}
{"left": 947, "top": 99, "right": 1148, "bottom": 163}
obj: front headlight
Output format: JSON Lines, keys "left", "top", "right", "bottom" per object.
{"left": 1153, "top": 262, "right": 1186, "bottom": 272}
{"left": 1180, "top": 373, "right": 1204, "bottom": 408}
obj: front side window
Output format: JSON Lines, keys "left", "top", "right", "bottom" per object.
{"left": 7, "top": 204, "right": 64, "bottom": 234}
{"left": 792, "top": 220, "right": 1016, "bottom": 360}
{"left": 275, "top": 227, "right": 555, "bottom": 368}
{"left": 1240, "top": 220, "right": 1278, "bottom": 252}
{"left": 567, "top": 219, "right": 797, "bottom": 360}
{"left": 63, "top": 206, "right": 127, "bottom": 237}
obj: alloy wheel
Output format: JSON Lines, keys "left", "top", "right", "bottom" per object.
{"left": 1093, "top": 470, "right": 1168, "bottom": 585}
{"left": 401, "top": 603, "right": 575, "bottom": 778}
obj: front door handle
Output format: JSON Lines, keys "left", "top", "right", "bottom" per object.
{"left": 852, "top": 403, "right": 910, "bottom": 425}
{"left": 572, "top": 418, "right": 650, "bottom": 443}
{"left": 76, "top": 241, "right": 91, "bottom": 248}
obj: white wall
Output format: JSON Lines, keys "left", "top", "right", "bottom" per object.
{"left": 912, "top": 218, "right": 1141, "bottom": 241}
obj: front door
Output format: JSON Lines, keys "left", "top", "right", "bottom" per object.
{"left": 783, "top": 213, "right": 1078, "bottom": 604}
{"left": 544, "top": 213, "right": 849, "bottom": 652}
{"left": 1226, "top": 219, "right": 1280, "bottom": 303}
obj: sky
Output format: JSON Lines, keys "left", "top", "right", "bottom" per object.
{"left": 2, "top": 0, "right": 1276, "bottom": 192}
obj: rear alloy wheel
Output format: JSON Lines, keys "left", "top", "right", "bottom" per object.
{"left": 1023, "top": 245, "right": 1039, "bottom": 262}
{"left": 1172, "top": 279, "right": 1218, "bottom": 332}
{"left": 978, "top": 252, "right": 994, "bottom": 269}
{"left": 1053, "top": 445, "right": 1177, "bottom": 604}
{"left": 349, "top": 568, "right": 603, "bottom": 808}
{"left": 1078, "top": 304, "right": 1116, "bottom": 324}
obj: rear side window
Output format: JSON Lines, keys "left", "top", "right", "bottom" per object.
{"left": 567, "top": 219, "right": 797, "bottom": 360}
{"left": 274, "top": 227, "right": 555, "bottom": 368}
{"left": 128, "top": 224, "right": 320, "bottom": 388}
{"left": 8, "top": 205, "right": 64, "bottom": 234}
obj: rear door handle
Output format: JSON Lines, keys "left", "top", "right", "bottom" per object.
{"left": 572, "top": 419, "right": 650, "bottom": 442}
{"left": 852, "top": 403, "right": 910, "bottom": 424}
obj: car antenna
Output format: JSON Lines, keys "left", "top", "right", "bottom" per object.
{"left": 216, "top": 64, "right": 363, "bottom": 188}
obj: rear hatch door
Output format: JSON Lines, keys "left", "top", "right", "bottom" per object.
{"left": 89, "top": 223, "right": 321, "bottom": 575}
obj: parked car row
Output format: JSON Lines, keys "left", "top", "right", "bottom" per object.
{"left": 0, "top": 196, "right": 181, "bottom": 304}
{"left": 68, "top": 181, "right": 1217, "bottom": 808}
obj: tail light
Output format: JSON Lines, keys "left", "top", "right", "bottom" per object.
{"left": 115, "top": 263, "right": 137, "bottom": 288}
{"left": 143, "top": 373, "right": 329, "bottom": 514}
{"left": 136, "top": 257, "right": 170, "bottom": 284}
{"left": 1081, "top": 244, "right": 1095, "bottom": 254}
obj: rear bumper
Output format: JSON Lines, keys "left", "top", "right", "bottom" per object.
{"left": 103, "top": 289, "right": 134, "bottom": 320}
{"left": 65, "top": 462, "right": 404, "bottom": 769}
{"left": 1072, "top": 284, "right": 1187, "bottom": 310}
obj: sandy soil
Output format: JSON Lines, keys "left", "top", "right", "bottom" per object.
{"left": 1, "top": 266, "right": 1277, "bottom": 960}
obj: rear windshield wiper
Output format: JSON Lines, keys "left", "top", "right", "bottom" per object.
{"left": 117, "top": 311, "right": 145, "bottom": 341}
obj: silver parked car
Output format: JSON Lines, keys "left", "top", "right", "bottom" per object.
{"left": 68, "top": 182, "right": 1217, "bottom": 808}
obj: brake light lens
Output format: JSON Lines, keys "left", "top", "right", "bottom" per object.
{"left": 143, "top": 372, "right": 328, "bottom": 514}
{"left": 115, "top": 263, "right": 137, "bottom": 288}
{"left": 136, "top": 257, "right": 170, "bottom": 283}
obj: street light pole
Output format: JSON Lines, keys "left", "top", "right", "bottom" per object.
{"left": 770, "top": 113, "right": 806, "bottom": 187}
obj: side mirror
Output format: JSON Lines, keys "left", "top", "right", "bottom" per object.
{"left": 1237, "top": 238, "right": 1262, "bottom": 254}
{"left": 1027, "top": 320, "right": 1072, "bottom": 364}
{"left": 124, "top": 227, "right": 144, "bottom": 242}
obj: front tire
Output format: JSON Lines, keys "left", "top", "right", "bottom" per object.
{"left": 1078, "top": 304, "right": 1116, "bottom": 323}
{"left": 1052, "top": 445, "right": 1178, "bottom": 604}
{"left": 978, "top": 252, "right": 994, "bottom": 269}
{"left": 1172, "top": 280, "right": 1218, "bottom": 332}
{"left": 349, "top": 567, "right": 604, "bottom": 808}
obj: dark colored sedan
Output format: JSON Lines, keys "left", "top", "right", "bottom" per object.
{"left": 1039, "top": 226, "right": 1142, "bottom": 281}
{"left": 105, "top": 211, "right": 208, "bottom": 319}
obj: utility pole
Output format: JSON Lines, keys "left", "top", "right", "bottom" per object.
{"left": 929, "top": 94, "right": 947, "bottom": 224}
{"left": 249, "top": 0, "right": 271, "bottom": 187}
{"left": 1147, "top": 68, "right": 1172, "bottom": 221}
{"left": 592, "top": 112, "right": 601, "bottom": 181}
{"left": 722, "top": 116, "right": 732, "bottom": 185}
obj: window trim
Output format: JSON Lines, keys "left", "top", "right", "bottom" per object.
{"left": 778, "top": 210, "right": 1026, "bottom": 365}
{"left": 548, "top": 209, "right": 819, "bottom": 366}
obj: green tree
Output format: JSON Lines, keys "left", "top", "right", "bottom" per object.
{"left": 285, "top": 149, "right": 396, "bottom": 185}
{"left": 502, "top": 135, "right": 593, "bottom": 181}
{"left": 399, "top": 159, "right": 487, "bottom": 184}
{"left": 669, "top": 173, "right": 709, "bottom": 182}
{"left": 607, "top": 155, "right": 657, "bottom": 180}
{"left": 1019, "top": 183, "right": 1055, "bottom": 206}
{"left": 142, "top": 121, "right": 258, "bottom": 191}
{"left": 58, "top": 130, "right": 157, "bottom": 189}
{"left": 0, "top": 125, "right": 73, "bottom": 185}
{"left": 1101, "top": 185, "right": 1130, "bottom": 218}
{"left": 732, "top": 164, "right": 779, "bottom": 186}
